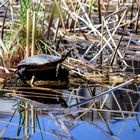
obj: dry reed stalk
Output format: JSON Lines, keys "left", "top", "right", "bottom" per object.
{"left": 70, "top": 78, "right": 135, "bottom": 108}
{"left": 90, "top": 10, "right": 128, "bottom": 66}
{"left": 0, "top": 38, "right": 7, "bottom": 54}
{"left": 1, "top": 2, "right": 9, "bottom": 40}
{"left": 112, "top": 93, "right": 125, "bottom": 118}
{"left": 31, "top": 12, "right": 36, "bottom": 56}
{"left": 54, "top": 0, "right": 66, "bottom": 32}
{"left": 53, "top": 18, "right": 60, "bottom": 42}
{"left": 25, "top": 103, "right": 29, "bottom": 136}
{"left": 110, "top": 34, "right": 124, "bottom": 66}
{"left": 135, "top": 3, "right": 140, "bottom": 33}
{"left": 100, "top": 15, "right": 104, "bottom": 66}
{"left": 118, "top": 97, "right": 140, "bottom": 135}
{"left": 99, "top": 83, "right": 125, "bottom": 118}
{"left": 77, "top": 108, "right": 140, "bottom": 115}
{"left": 9, "top": 0, "right": 14, "bottom": 21}
{"left": 25, "top": 9, "right": 30, "bottom": 58}
{"left": 31, "top": 105, "right": 35, "bottom": 134}
{"left": 94, "top": 102, "right": 114, "bottom": 135}
{"left": 46, "top": 3, "right": 55, "bottom": 40}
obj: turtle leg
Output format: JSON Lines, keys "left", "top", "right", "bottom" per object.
{"left": 15, "top": 67, "right": 28, "bottom": 84}
{"left": 56, "top": 63, "right": 60, "bottom": 78}
{"left": 30, "top": 75, "right": 35, "bottom": 86}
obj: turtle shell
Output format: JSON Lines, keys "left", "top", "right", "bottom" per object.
{"left": 17, "top": 54, "right": 63, "bottom": 70}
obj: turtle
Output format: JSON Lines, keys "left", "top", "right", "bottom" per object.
{"left": 16, "top": 50, "right": 70, "bottom": 83}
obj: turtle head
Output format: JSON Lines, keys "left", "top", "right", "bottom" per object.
{"left": 61, "top": 49, "right": 71, "bottom": 61}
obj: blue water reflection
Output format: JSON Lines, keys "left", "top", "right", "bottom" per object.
{"left": 0, "top": 111, "right": 140, "bottom": 140}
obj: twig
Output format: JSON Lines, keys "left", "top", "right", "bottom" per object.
{"left": 70, "top": 78, "right": 135, "bottom": 108}
{"left": 25, "top": 9, "right": 30, "bottom": 58}
{"left": 31, "top": 11, "right": 36, "bottom": 56}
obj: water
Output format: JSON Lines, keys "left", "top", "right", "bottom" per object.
{"left": 0, "top": 82, "right": 140, "bottom": 140}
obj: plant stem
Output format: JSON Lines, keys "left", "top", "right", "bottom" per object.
{"left": 25, "top": 9, "right": 30, "bottom": 58}
{"left": 31, "top": 11, "right": 36, "bottom": 56}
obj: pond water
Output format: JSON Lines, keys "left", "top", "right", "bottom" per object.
{"left": 0, "top": 83, "right": 140, "bottom": 140}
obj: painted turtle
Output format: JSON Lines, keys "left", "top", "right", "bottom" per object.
{"left": 16, "top": 50, "right": 70, "bottom": 83}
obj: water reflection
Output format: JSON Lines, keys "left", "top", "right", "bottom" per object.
{"left": 0, "top": 81, "right": 140, "bottom": 140}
